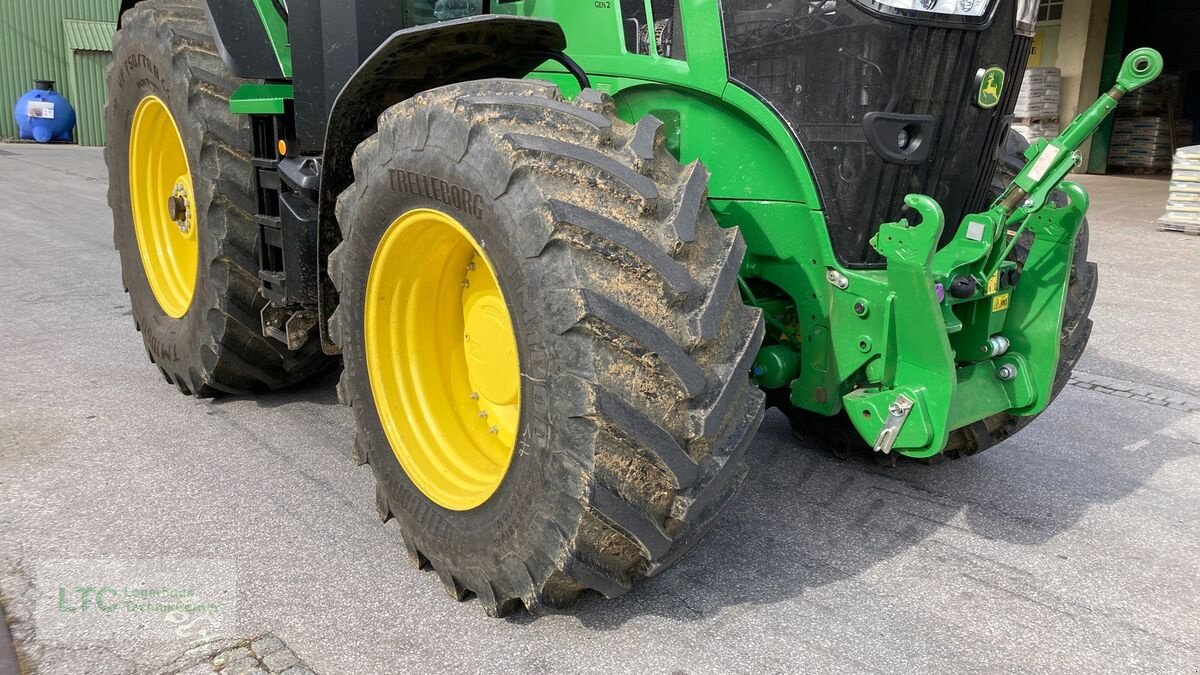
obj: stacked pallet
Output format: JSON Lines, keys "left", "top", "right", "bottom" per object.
{"left": 1116, "top": 88, "right": 1169, "bottom": 116}
{"left": 1013, "top": 68, "right": 1062, "bottom": 143}
{"left": 1110, "top": 71, "right": 1193, "bottom": 173}
{"left": 1110, "top": 117, "right": 1175, "bottom": 170}
{"left": 1158, "top": 146, "right": 1200, "bottom": 235}
{"left": 1013, "top": 67, "right": 1062, "bottom": 119}
{"left": 1012, "top": 119, "right": 1061, "bottom": 143}
{"left": 1178, "top": 119, "right": 1195, "bottom": 146}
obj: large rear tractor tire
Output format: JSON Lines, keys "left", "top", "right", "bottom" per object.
{"left": 329, "top": 80, "right": 765, "bottom": 614}
{"left": 106, "top": 0, "right": 333, "bottom": 396}
{"left": 777, "top": 129, "right": 1098, "bottom": 460}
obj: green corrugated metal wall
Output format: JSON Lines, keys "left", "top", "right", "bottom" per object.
{"left": 67, "top": 49, "right": 112, "bottom": 146}
{"left": 0, "top": 1, "right": 119, "bottom": 144}
{"left": 64, "top": 19, "right": 117, "bottom": 146}
{"left": 63, "top": 18, "right": 116, "bottom": 52}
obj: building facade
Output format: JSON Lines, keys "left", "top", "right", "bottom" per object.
{"left": 1, "top": 1, "right": 118, "bottom": 146}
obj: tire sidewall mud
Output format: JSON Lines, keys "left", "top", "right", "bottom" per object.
{"left": 340, "top": 146, "right": 582, "bottom": 571}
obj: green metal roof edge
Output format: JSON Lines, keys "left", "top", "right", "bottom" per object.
{"left": 62, "top": 19, "right": 117, "bottom": 53}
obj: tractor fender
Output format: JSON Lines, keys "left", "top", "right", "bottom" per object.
{"left": 119, "top": 0, "right": 285, "bottom": 80}
{"left": 315, "top": 15, "right": 567, "bottom": 354}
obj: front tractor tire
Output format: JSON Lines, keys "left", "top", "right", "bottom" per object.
{"left": 330, "top": 80, "right": 765, "bottom": 614}
{"left": 106, "top": 0, "right": 331, "bottom": 396}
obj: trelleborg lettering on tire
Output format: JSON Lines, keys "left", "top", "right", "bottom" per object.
{"left": 388, "top": 169, "right": 487, "bottom": 221}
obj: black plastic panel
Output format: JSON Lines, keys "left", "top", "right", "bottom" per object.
{"left": 202, "top": 0, "right": 286, "bottom": 80}
{"left": 722, "top": 0, "right": 1029, "bottom": 267}
{"left": 289, "top": 0, "right": 416, "bottom": 154}
{"left": 862, "top": 112, "right": 935, "bottom": 165}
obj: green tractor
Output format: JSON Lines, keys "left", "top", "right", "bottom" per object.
{"left": 105, "top": 0, "right": 1162, "bottom": 614}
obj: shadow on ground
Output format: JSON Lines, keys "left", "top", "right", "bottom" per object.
{"left": 214, "top": 368, "right": 344, "bottom": 410}
{"left": 233, "top": 372, "right": 1187, "bottom": 629}
{"left": 1079, "top": 354, "right": 1200, "bottom": 398}
{"left": 563, "top": 397, "right": 1188, "bottom": 629}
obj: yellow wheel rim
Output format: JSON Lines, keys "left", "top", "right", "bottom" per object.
{"left": 365, "top": 208, "right": 521, "bottom": 511}
{"left": 128, "top": 95, "right": 198, "bottom": 319}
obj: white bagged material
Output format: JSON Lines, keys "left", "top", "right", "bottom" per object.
{"left": 1014, "top": 67, "right": 1061, "bottom": 121}
{"left": 1159, "top": 146, "right": 1200, "bottom": 231}
{"left": 1111, "top": 116, "right": 1174, "bottom": 169}
{"left": 1012, "top": 120, "right": 1060, "bottom": 144}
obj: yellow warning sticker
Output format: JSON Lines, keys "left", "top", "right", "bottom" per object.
{"left": 992, "top": 293, "right": 1011, "bottom": 312}
{"left": 987, "top": 272, "right": 1000, "bottom": 295}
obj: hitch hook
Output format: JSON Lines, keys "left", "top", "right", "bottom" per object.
{"left": 873, "top": 394, "right": 915, "bottom": 455}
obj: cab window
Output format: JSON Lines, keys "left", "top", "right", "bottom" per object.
{"left": 620, "top": 0, "right": 685, "bottom": 59}
{"left": 405, "top": 0, "right": 484, "bottom": 26}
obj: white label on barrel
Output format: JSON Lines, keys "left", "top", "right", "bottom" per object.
{"left": 27, "top": 101, "right": 55, "bottom": 119}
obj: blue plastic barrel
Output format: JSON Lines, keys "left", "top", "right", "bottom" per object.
{"left": 13, "top": 80, "right": 76, "bottom": 143}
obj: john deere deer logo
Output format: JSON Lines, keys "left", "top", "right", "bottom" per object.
{"left": 977, "top": 66, "right": 1006, "bottom": 109}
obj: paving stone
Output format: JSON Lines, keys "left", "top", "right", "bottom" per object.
{"left": 212, "top": 647, "right": 252, "bottom": 668}
{"left": 1067, "top": 372, "right": 1200, "bottom": 412}
{"left": 280, "top": 667, "right": 316, "bottom": 675}
{"left": 174, "top": 665, "right": 214, "bottom": 675}
{"left": 161, "top": 639, "right": 246, "bottom": 671}
{"left": 251, "top": 636, "right": 286, "bottom": 658}
{"left": 262, "top": 649, "right": 299, "bottom": 672}
{"left": 223, "top": 656, "right": 262, "bottom": 674}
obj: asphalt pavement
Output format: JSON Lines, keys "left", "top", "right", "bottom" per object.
{"left": 1, "top": 143, "right": 1198, "bottom": 673}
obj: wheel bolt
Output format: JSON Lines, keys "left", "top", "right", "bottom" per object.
{"left": 488, "top": 425, "right": 498, "bottom": 434}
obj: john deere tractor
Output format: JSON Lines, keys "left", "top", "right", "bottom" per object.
{"left": 105, "top": 0, "right": 1162, "bottom": 614}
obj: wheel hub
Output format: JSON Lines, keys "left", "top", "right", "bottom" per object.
{"left": 167, "top": 183, "right": 191, "bottom": 234}
{"left": 128, "top": 95, "right": 198, "bottom": 319}
{"left": 463, "top": 263, "right": 520, "bottom": 408}
{"left": 363, "top": 208, "right": 521, "bottom": 511}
